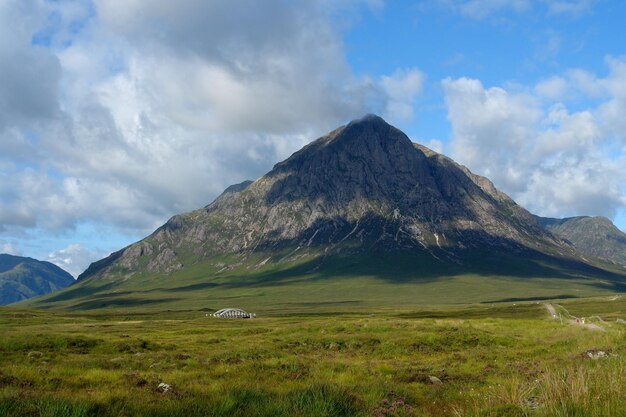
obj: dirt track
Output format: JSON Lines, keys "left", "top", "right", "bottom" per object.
{"left": 544, "top": 303, "right": 605, "bottom": 331}
{"left": 544, "top": 303, "right": 557, "bottom": 319}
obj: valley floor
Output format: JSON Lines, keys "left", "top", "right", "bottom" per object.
{"left": 0, "top": 297, "right": 625, "bottom": 417}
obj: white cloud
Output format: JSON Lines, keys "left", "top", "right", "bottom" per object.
{"left": 47, "top": 244, "right": 101, "bottom": 278}
{"left": 442, "top": 64, "right": 626, "bottom": 220}
{"left": 443, "top": 77, "right": 541, "bottom": 191}
{"left": 553, "top": 57, "right": 626, "bottom": 143}
{"left": 596, "top": 57, "right": 626, "bottom": 141}
{"left": 535, "top": 76, "right": 568, "bottom": 100}
{"left": 380, "top": 68, "right": 425, "bottom": 122}
{"left": 566, "top": 68, "right": 603, "bottom": 98}
{"left": 1, "top": 243, "right": 21, "bottom": 256}
{"left": 0, "top": 1, "right": 61, "bottom": 131}
{"left": 0, "top": 0, "right": 403, "bottom": 239}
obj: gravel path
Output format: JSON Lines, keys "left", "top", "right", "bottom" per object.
{"left": 544, "top": 303, "right": 557, "bottom": 319}
{"left": 544, "top": 303, "right": 605, "bottom": 331}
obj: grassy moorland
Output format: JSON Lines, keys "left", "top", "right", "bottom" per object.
{"left": 1, "top": 296, "right": 625, "bottom": 416}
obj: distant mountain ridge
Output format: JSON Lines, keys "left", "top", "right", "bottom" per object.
{"left": 536, "top": 216, "right": 626, "bottom": 267}
{"left": 0, "top": 254, "right": 75, "bottom": 305}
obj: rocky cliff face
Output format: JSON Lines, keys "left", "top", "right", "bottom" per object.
{"left": 537, "top": 216, "right": 626, "bottom": 267}
{"left": 80, "top": 115, "right": 599, "bottom": 281}
{"left": 0, "top": 254, "right": 75, "bottom": 304}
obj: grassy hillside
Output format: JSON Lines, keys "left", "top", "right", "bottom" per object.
{"left": 1, "top": 297, "right": 625, "bottom": 417}
{"left": 20, "top": 248, "right": 626, "bottom": 313}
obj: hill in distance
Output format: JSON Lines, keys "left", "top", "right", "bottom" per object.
{"left": 0, "top": 254, "right": 74, "bottom": 305}
{"left": 22, "top": 115, "right": 626, "bottom": 311}
{"left": 537, "top": 216, "right": 626, "bottom": 267}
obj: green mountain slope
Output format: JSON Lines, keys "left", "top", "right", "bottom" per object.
{"left": 537, "top": 216, "right": 626, "bottom": 267}
{"left": 0, "top": 254, "right": 75, "bottom": 304}
{"left": 20, "top": 115, "right": 626, "bottom": 311}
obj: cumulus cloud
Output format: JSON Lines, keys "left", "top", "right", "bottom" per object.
{"left": 47, "top": 244, "right": 101, "bottom": 278}
{"left": 443, "top": 77, "right": 541, "bottom": 191}
{"left": 442, "top": 61, "right": 626, "bottom": 220}
{"left": 380, "top": 68, "right": 425, "bottom": 122}
{"left": 535, "top": 76, "right": 568, "bottom": 100}
{"left": 596, "top": 57, "right": 626, "bottom": 141}
{"left": 551, "top": 57, "right": 626, "bottom": 142}
{"left": 89, "top": 0, "right": 378, "bottom": 134}
{"left": 2, "top": 0, "right": 419, "bottom": 240}
{"left": 0, "top": 1, "right": 61, "bottom": 131}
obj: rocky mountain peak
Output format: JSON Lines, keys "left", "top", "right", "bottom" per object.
{"left": 78, "top": 114, "right": 599, "bottom": 283}
{"left": 273, "top": 114, "right": 416, "bottom": 172}
{"left": 265, "top": 115, "right": 429, "bottom": 206}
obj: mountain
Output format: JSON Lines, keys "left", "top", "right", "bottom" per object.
{"left": 537, "top": 216, "right": 626, "bottom": 267}
{"left": 21, "top": 115, "right": 626, "bottom": 311}
{"left": 0, "top": 254, "right": 75, "bottom": 305}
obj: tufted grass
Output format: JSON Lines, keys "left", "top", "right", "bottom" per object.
{"left": 0, "top": 296, "right": 624, "bottom": 416}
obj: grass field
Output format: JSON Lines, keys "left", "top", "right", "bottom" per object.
{"left": 1, "top": 296, "right": 625, "bottom": 416}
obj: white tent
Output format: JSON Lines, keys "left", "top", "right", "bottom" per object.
{"left": 212, "top": 308, "right": 255, "bottom": 318}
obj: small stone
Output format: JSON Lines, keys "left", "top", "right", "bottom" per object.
{"left": 428, "top": 375, "right": 443, "bottom": 385}
{"left": 584, "top": 349, "right": 608, "bottom": 360}
{"left": 157, "top": 382, "right": 172, "bottom": 393}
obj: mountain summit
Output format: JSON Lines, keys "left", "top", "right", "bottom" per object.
{"left": 25, "top": 115, "right": 625, "bottom": 310}
{"left": 83, "top": 113, "right": 566, "bottom": 277}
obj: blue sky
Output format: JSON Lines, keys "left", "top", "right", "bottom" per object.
{"left": 0, "top": 0, "right": 625, "bottom": 276}
{"left": 346, "top": 1, "right": 622, "bottom": 134}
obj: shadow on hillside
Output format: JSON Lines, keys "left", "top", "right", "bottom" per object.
{"left": 212, "top": 245, "right": 626, "bottom": 293}
{"left": 166, "top": 282, "right": 220, "bottom": 292}
{"left": 480, "top": 294, "right": 579, "bottom": 303}
{"left": 35, "top": 281, "right": 122, "bottom": 304}
{"left": 66, "top": 297, "right": 180, "bottom": 310}
{"left": 208, "top": 210, "right": 626, "bottom": 290}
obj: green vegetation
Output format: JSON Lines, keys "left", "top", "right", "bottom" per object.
{"left": 19, "top": 249, "right": 626, "bottom": 313}
{"left": 1, "top": 296, "right": 625, "bottom": 416}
